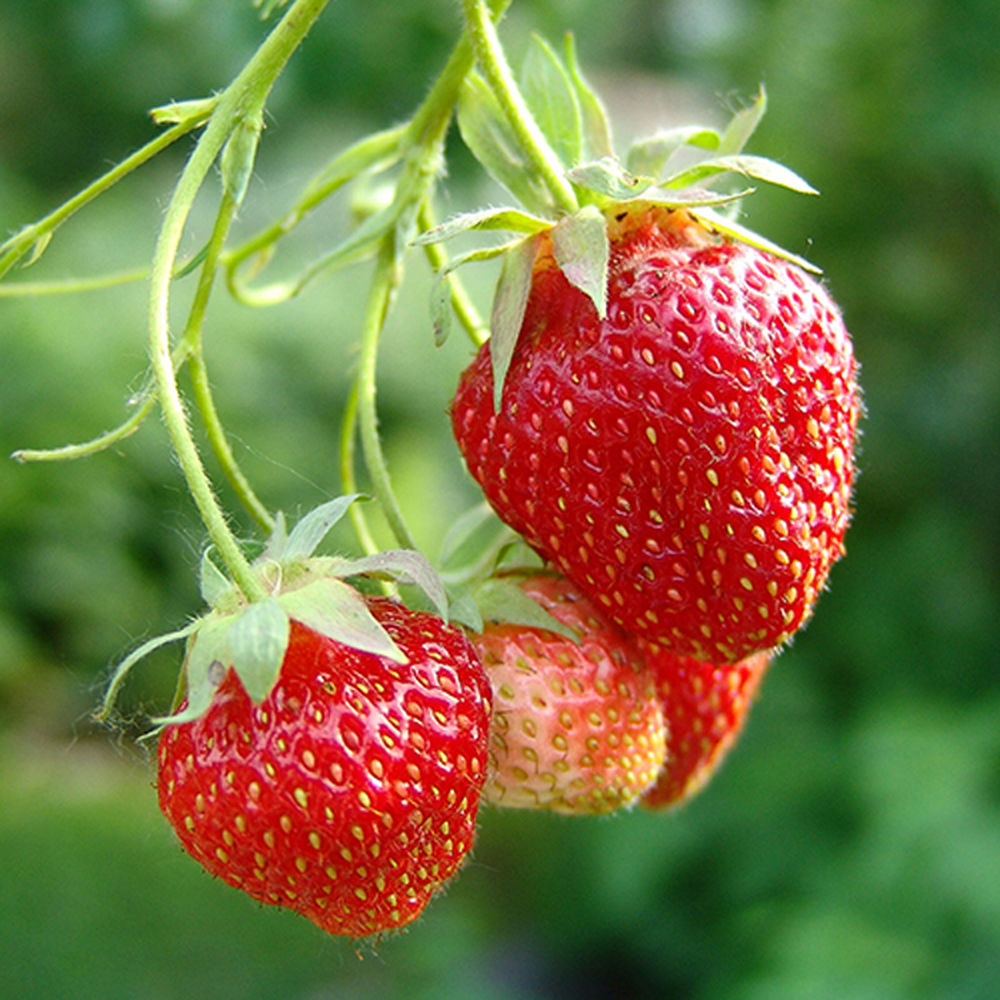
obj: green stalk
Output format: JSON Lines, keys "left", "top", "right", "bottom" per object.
{"left": 0, "top": 111, "right": 214, "bottom": 280}
{"left": 461, "top": 0, "right": 579, "bottom": 215}
{"left": 180, "top": 191, "right": 275, "bottom": 534}
{"left": 147, "top": 0, "right": 330, "bottom": 603}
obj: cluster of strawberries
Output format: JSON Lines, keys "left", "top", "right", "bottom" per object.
{"left": 157, "top": 203, "right": 860, "bottom": 939}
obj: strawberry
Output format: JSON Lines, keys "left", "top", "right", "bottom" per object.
{"left": 640, "top": 641, "right": 772, "bottom": 809}
{"left": 470, "top": 573, "right": 666, "bottom": 814}
{"left": 157, "top": 603, "right": 492, "bottom": 938}
{"left": 451, "top": 204, "right": 860, "bottom": 663}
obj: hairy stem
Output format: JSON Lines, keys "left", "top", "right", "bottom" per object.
{"left": 461, "top": 0, "right": 579, "bottom": 215}
{"left": 147, "top": 0, "right": 330, "bottom": 602}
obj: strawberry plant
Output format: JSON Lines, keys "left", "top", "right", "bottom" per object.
{"left": 2, "top": 0, "right": 860, "bottom": 940}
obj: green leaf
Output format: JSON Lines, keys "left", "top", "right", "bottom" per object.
{"left": 717, "top": 86, "right": 767, "bottom": 156}
{"left": 283, "top": 495, "right": 362, "bottom": 560}
{"left": 661, "top": 154, "right": 818, "bottom": 195}
{"left": 414, "top": 207, "right": 550, "bottom": 245}
{"left": 302, "top": 125, "right": 405, "bottom": 204}
{"left": 520, "top": 34, "right": 582, "bottom": 170}
{"left": 563, "top": 34, "right": 614, "bottom": 160}
{"left": 474, "top": 577, "right": 579, "bottom": 643}
{"left": 228, "top": 599, "right": 291, "bottom": 704}
{"left": 625, "top": 126, "right": 721, "bottom": 180}
{"left": 489, "top": 235, "right": 541, "bottom": 412}
{"left": 277, "top": 577, "right": 407, "bottom": 663}
{"left": 326, "top": 549, "right": 448, "bottom": 620}
{"left": 692, "top": 206, "right": 821, "bottom": 273}
{"left": 551, "top": 205, "right": 608, "bottom": 319}
{"left": 457, "top": 72, "right": 559, "bottom": 216}
{"left": 567, "top": 157, "right": 655, "bottom": 202}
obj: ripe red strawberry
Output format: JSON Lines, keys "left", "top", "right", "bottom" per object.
{"left": 452, "top": 204, "right": 860, "bottom": 663}
{"left": 471, "top": 573, "right": 666, "bottom": 814}
{"left": 641, "top": 642, "right": 771, "bottom": 809}
{"left": 157, "top": 602, "right": 492, "bottom": 938}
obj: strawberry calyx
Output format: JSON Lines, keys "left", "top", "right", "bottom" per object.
{"left": 418, "top": 34, "right": 820, "bottom": 403}
{"left": 96, "top": 495, "right": 451, "bottom": 733}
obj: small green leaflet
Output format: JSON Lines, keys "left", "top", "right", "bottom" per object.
{"left": 457, "top": 72, "right": 560, "bottom": 216}
{"left": 413, "top": 206, "right": 550, "bottom": 246}
{"left": 660, "top": 154, "right": 818, "bottom": 196}
{"left": 474, "top": 577, "right": 579, "bottom": 643}
{"left": 625, "top": 126, "right": 721, "bottom": 180}
{"left": 323, "top": 548, "right": 449, "bottom": 621}
{"left": 220, "top": 113, "right": 263, "bottom": 206}
{"left": 282, "top": 494, "right": 362, "bottom": 560}
{"left": 428, "top": 237, "right": 526, "bottom": 347}
{"left": 551, "top": 205, "right": 609, "bottom": 319}
{"left": 489, "top": 234, "right": 540, "bottom": 412}
{"left": 717, "top": 87, "right": 768, "bottom": 156}
{"left": 563, "top": 34, "right": 614, "bottom": 161}
{"left": 692, "top": 206, "right": 821, "bottom": 273}
{"left": 277, "top": 577, "right": 407, "bottom": 663}
{"left": 226, "top": 599, "right": 291, "bottom": 704}
{"left": 198, "top": 548, "right": 232, "bottom": 608}
{"left": 567, "top": 158, "right": 656, "bottom": 202}
{"left": 155, "top": 615, "right": 236, "bottom": 724}
{"left": 520, "top": 33, "right": 583, "bottom": 170}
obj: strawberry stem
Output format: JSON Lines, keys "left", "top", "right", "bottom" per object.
{"left": 146, "top": 0, "right": 331, "bottom": 603}
{"left": 461, "top": 0, "right": 579, "bottom": 216}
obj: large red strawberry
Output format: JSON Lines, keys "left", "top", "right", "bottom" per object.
{"left": 470, "top": 573, "right": 666, "bottom": 814}
{"left": 157, "top": 603, "right": 492, "bottom": 938}
{"left": 452, "top": 204, "right": 860, "bottom": 664}
{"left": 640, "top": 641, "right": 772, "bottom": 809}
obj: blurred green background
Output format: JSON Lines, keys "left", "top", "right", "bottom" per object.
{"left": 2, "top": 1, "right": 998, "bottom": 998}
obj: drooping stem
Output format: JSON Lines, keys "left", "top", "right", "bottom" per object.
{"left": 180, "top": 191, "right": 275, "bottom": 534}
{"left": 461, "top": 0, "right": 579, "bottom": 215}
{"left": 353, "top": 237, "right": 417, "bottom": 551}
{"left": 0, "top": 110, "right": 215, "bottom": 281}
{"left": 147, "top": 0, "right": 330, "bottom": 602}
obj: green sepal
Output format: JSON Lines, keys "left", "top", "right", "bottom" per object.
{"left": 153, "top": 615, "right": 236, "bottom": 725}
{"left": 551, "top": 205, "right": 608, "bottom": 319}
{"left": 717, "top": 86, "right": 767, "bottom": 156}
{"left": 520, "top": 33, "right": 583, "bottom": 170}
{"left": 276, "top": 577, "right": 407, "bottom": 663}
{"left": 457, "top": 71, "right": 560, "bottom": 216}
{"left": 563, "top": 34, "right": 614, "bottom": 160}
{"left": 692, "top": 206, "right": 821, "bottom": 273}
{"left": 428, "top": 237, "right": 526, "bottom": 346}
{"left": 473, "top": 576, "right": 579, "bottom": 643}
{"left": 443, "top": 588, "right": 484, "bottom": 634}
{"left": 198, "top": 548, "right": 233, "bottom": 609}
{"left": 489, "top": 234, "right": 541, "bottom": 411}
{"left": 660, "top": 154, "right": 818, "bottom": 196}
{"left": 414, "top": 206, "right": 551, "bottom": 245}
{"left": 282, "top": 494, "right": 362, "bottom": 561}
{"left": 227, "top": 599, "right": 291, "bottom": 703}
{"left": 324, "top": 549, "right": 448, "bottom": 621}
{"left": 567, "top": 157, "right": 656, "bottom": 202}
{"left": 625, "top": 126, "right": 721, "bottom": 180}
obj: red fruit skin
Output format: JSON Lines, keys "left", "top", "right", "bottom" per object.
{"left": 472, "top": 574, "right": 666, "bottom": 815}
{"left": 641, "top": 642, "right": 771, "bottom": 809}
{"left": 157, "top": 603, "right": 492, "bottom": 938}
{"left": 452, "top": 206, "right": 860, "bottom": 664}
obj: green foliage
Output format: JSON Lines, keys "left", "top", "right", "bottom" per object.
{"left": 1, "top": 0, "right": 999, "bottom": 998}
